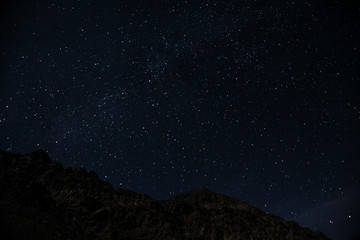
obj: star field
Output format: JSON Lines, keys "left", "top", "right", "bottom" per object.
{"left": 1, "top": 0, "right": 359, "bottom": 239}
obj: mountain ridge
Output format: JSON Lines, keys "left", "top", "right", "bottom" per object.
{"left": 0, "top": 149, "right": 330, "bottom": 239}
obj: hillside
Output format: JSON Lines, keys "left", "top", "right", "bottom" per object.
{"left": 0, "top": 150, "right": 330, "bottom": 240}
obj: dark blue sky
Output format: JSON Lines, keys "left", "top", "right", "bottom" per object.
{"left": 1, "top": 0, "right": 359, "bottom": 239}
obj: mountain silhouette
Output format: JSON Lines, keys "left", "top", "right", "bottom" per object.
{"left": 0, "top": 149, "right": 330, "bottom": 239}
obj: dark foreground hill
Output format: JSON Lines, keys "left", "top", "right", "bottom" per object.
{"left": 0, "top": 150, "right": 330, "bottom": 240}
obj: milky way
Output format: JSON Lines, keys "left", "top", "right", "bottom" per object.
{"left": 1, "top": 1, "right": 359, "bottom": 239}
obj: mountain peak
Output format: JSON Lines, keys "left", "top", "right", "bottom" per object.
{"left": 0, "top": 150, "right": 330, "bottom": 240}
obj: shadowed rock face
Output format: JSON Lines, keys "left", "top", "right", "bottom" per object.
{"left": 0, "top": 150, "right": 330, "bottom": 240}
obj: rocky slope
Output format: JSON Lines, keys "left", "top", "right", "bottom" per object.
{"left": 0, "top": 150, "right": 330, "bottom": 240}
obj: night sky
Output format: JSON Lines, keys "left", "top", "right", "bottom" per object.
{"left": 1, "top": 0, "right": 359, "bottom": 239}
